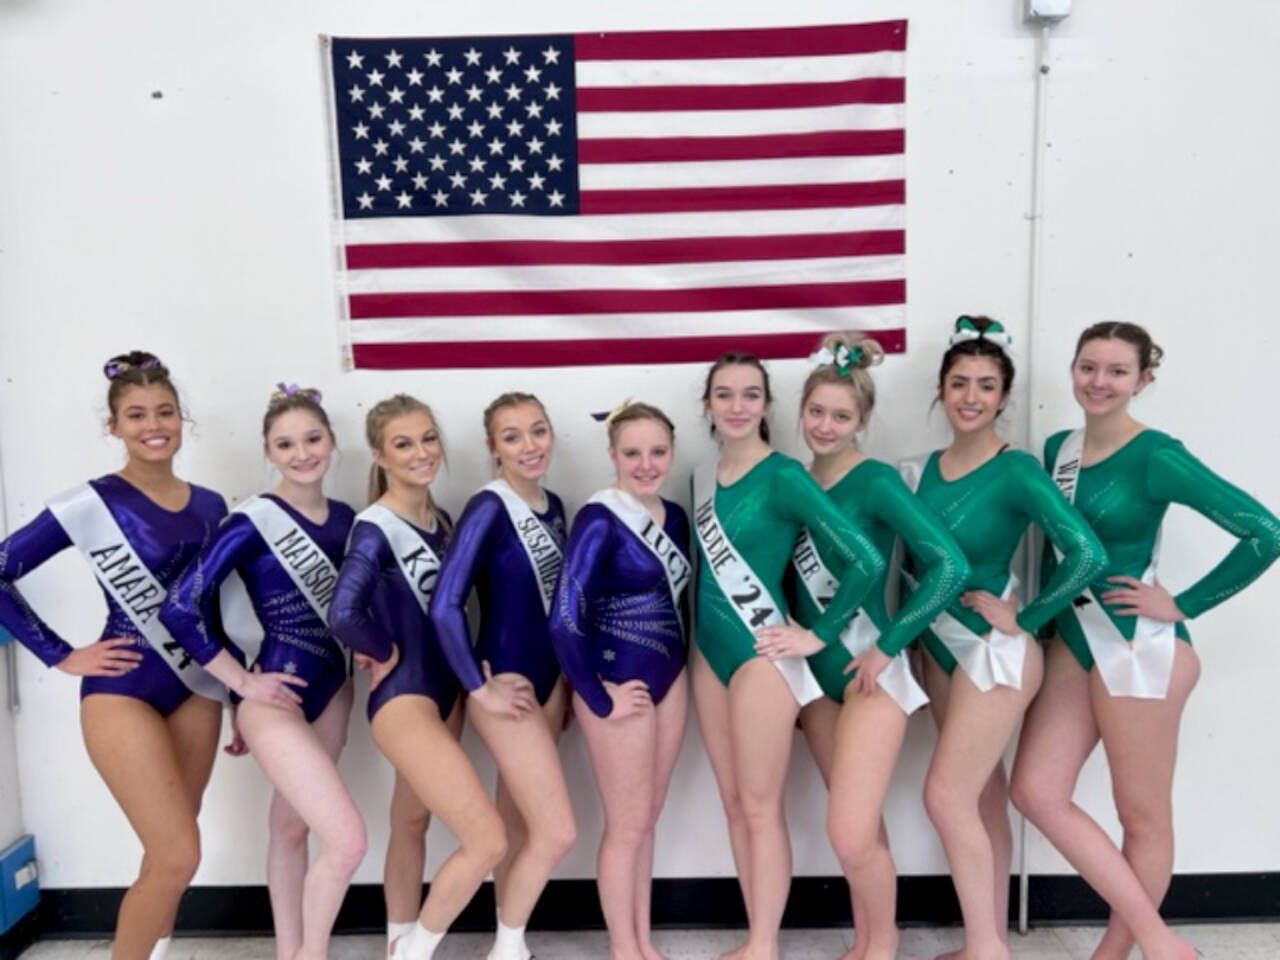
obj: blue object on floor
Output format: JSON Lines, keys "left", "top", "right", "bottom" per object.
{"left": 0, "top": 834, "right": 39, "bottom": 935}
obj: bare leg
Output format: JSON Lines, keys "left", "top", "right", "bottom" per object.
{"left": 239, "top": 681, "right": 366, "bottom": 960}
{"left": 81, "top": 694, "right": 220, "bottom": 960}
{"left": 638, "top": 672, "right": 688, "bottom": 960}
{"left": 385, "top": 773, "right": 430, "bottom": 928}
{"left": 798, "top": 696, "right": 840, "bottom": 788}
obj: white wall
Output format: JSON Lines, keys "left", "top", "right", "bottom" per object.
{"left": 1, "top": 0, "right": 1277, "bottom": 891}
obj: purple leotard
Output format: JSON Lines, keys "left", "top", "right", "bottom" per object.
{"left": 549, "top": 498, "right": 690, "bottom": 718}
{"left": 429, "top": 488, "right": 567, "bottom": 705}
{"left": 329, "top": 510, "right": 461, "bottom": 722}
{"left": 0, "top": 475, "right": 227, "bottom": 716}
{"left": 161, "top": 495, "right": 355, "bottom": 723}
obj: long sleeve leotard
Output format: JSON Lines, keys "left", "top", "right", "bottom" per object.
{"left": 793, "top": 459, "right": 970, "bottom": 701}
{"left": 1042, "top": 429, "right": 1280, "bottom": 669}
{"left": 548, "top": 497, "right": 690, "bottom": 718}
{"left": 329, "top": 509, "right": 461, "bottom": 721}
{"left": 161, "top": 494, "right": 355, "bottom": 722}
{"left": 0, "top": 474, "right": 227, "bottom": 714}
{"left": 428, "top": 488, "right": 567, "bottom": 705}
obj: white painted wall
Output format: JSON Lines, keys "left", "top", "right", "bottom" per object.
{"left": 1, "top": 0, "right": 1277, "bottom": 892}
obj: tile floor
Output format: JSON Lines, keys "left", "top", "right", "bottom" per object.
{"left": 15, "top": 924, "right": 1280, "bottom": 959}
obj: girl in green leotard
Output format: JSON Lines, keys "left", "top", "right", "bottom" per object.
{"left": 789, "top": 334, "right": 969, "bottom": 960}
{"left": 1011, "top": 323, "right": 1277, "bottom": 960}
{"left": 690, "top": 352, "right": 884, "bottom": 960}
{"left": 911, "top": 316, "right": 1108, "bottom": 960}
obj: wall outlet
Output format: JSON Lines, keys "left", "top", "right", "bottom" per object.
{"left": 1027, "top": 0, "right": 1071, "bottom": 21}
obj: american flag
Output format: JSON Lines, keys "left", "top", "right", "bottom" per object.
{"left": 325, "top": 22, "right": 907, "bottom": 369}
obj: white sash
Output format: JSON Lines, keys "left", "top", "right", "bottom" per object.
{"left": 899, "top": 454, "right": 1026, "bottom": 692}
{"left": 357, "top": 504, "right": 442, "bottom": 614}
{"left": 1052, "top": 429, "right": 1175, "bottom": 699}
{"left": 693, "top": 464, "right": 823, "bottom": 706}
{"left": 588, "top": 489, "right": 691, "bottom": 624}
{"left": 792, "top": 528, "right": 928, "bottom": 713}
{"left": 46, "top": 484, "right": 225, "bottom": 702}
{"left": 235, "top": 496, "right": 340, "bottom": 620}
{"left": 482, "top": 479, "right": 563, "bottom": 615}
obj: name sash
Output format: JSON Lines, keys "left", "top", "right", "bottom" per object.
{"left": 357, "top": 503, "right": 442, "bottom": 614}
{"left": 792, "top": 528, "right": 928, "bottom": 714}
{"left": 693, "top": 465, "right": 823, "bottom": 706}
{"left": 588, "top": 489, "right": 691, "bottom": 630}
{"left": 482, "top": 480, "right": 563, "bottom": 615}
{"left": 1052, "top": 429, "right": 1175, "bottom": 699}
{"left": 46, "top": 484, "right": 224, "bottom": 701}
{"left": 235, "top": 496, "right": 340, "bottom": 621}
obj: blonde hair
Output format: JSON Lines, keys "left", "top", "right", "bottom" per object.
{"left": 606, "top": 402, "right": 675, "bottom": 447}
{"left": 800, "top": 333, "right": 884, "bottom": 427}
{"left": 364, "top": 394, "right": 446, "bottom": 507}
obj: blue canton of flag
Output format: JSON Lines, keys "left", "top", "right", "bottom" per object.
{"left": 330, "top": 36, "right": 579, "bottom": 217}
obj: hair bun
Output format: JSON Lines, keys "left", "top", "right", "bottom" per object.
{"left": 103, "top": 351, "right": 166, "bottom": 381}
{"left": 270, "top": 383, "right": 323, "bottom": 405}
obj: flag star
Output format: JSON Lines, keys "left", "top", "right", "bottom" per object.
{"left": 387, "top": 119, "right": 406, "bottom": 137}
{"left": 469, "top": 188, "right": 488, "bottom": 206}
{"left": 348, "top": 84, "right": 366, "bottom": 102}
{"left": 446, "top": 103, "right": 465, "bottom": 121}
{"left": 395, "top": 191, "right": 413, "bottom": 209}
{"left": 387, "top": 86, "right": 406, "bottom": 105}
{"left": 466, "top": 119, "right": 485, "bottom": 138}
{"left": 351, "top": 121, "right": 370, "bottom": 139}
{"left": 487, "top": 137, "right": 506, "bottom": 155}
{"left": 449, "top": 171, "right": 467, "bottom": 189}
{"left": 524, "top": 65, "right": 543, "bottom": 84}
{"left": 503, "top": 46, "right": 522, "bottom": 65}
{"left": 546, "top": 153, "right": 564, "bottom": 172}
{"left": 405, "top": 67, "right": 424, "bottom": 86}
{"left": 424, "top": 48, "right": 443, "bottom": 68}
{"left": 408, "top": 136, "right": 426, "bottom": 153}
{"left": 488, "top": 172, "right": 508, "bottom": 190}
{"left": 484, "top": 65, "right": 503, "bottom": 84}
{"left": 485, "top": 102, "right": 504, "bottom": 120}
{"left": 545, "top": 118, "right": 563, "bottom": 136}
{"left": 509, "top": 189, "right": 527, "bottom": 208}
{"left": 445, "top": 66, "right": 463, "bottom": 84}
{"left": 427, "top": 121, "right": 446, "bottom": 138}
{"left": 524, "top": 101, "right": 543, "bottom": 118}
{"left": 543, "top": 82, "right": 562, "bottom": 101}
{"left": 467, "top": 155, "right": 487, "bottom": 173}
{"left": 507, "top": 154, "right": 526, "bottom": 172}
{"left": 411, "top": 172, "right": 429, "bottom": 190}
{"left": 426, "top": 85, "right": 444, "bottom": 103}
{"left": 372, "top": 138, "right": 390, "bottom": 156}
{"left": 392, "top": 155, "right": 409, "bottom": 173}
{"left": 432, "top": 189, "right": 450, "bottom": 207}
{"left": 547, "top": 189, "right": 565, "bottom": 207}
{"left": 366, "top": 68, "right": 385, "bottom": 86}
{"left": 428, "top": 153, "right": 447, "bottom": 171}
{"left": 541, "top": 45, "right": 561, "bottom": 64}
{"left": 504, "top": 83, "right": 523, "bottom": 101}
{"left": 346, "top": 51, "right": 365, "bottom": 70}
{"left": 356, "top": 191, "right": 374, "bottom": 209}
{"left": 448, "top": 138, "right": 466, "bottom": 156}
{"left": 528, "top": 171, "right": 546, "bottom": 190}
{"left": 354, "top": 157, "right": 373, "bottom": 175}
{"left": 375, "top": 174, "right": 393, "bottom": 191}
{"left": 463, "top": 47, "right": 483, "bottom": 66}
{"left": 465, "top": 84, "right": 483, "bottom": 102}
{"left": 408, "top": 104, "right": 426, "bottom": 121}
{"left": 526, "top": 136, "right": 545, "bottom": 154}
{"left": 385, "top": 49, "right": 403, "bottom": 68}
{"left": 505, "top": 118, "right": 525, "bottom": 138}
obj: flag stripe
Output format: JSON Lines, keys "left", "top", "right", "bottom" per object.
{"left": 579, "top": 154, "right": 901, "bottom": 190}
{"left": 577, "top": 180, "right": 905, "bottom": 215}
{"left": 346, "top": 229, "right": 904, "bottom": 269}
{"left": 349, "top": 279, "right": 905, "bottom": 319}
{"left": 575, "top": 50, "right": 902, "bottom": 88}
{"left": 574, "top": 21, "right": 906, "bottom": 61}
{"left": 576, "top": 77, "right": 904, "bottom": 112}
{"left": 578, "top": 129, "right": 904, "bottom": 164}
{"left": 577, "top": 102, "right": 902, "bottom": 138}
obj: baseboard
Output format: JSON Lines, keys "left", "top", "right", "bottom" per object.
{"left": 26, "top": 873, "right": 1280, "bottom": 939}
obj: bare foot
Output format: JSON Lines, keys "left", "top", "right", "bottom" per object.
{"left": 638, "top": 941, "right": 669, "bottom": 960}
{"left": 715, "top": 942, "right": 748, "bottom": 960}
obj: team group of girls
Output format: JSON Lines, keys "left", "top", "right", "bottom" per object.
{"left": 2, "top": 318, "right": 1277, "bottom": 960}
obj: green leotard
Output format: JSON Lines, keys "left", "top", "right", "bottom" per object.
{"left": 792, "top": 459, "right": 971, "bottom": 701}
{"left": 1042, "top": 429, "right": 1280, "bottom": 670}
{"left": 909, "top": 449, "right": 1108, "bottom": 674}
{"left": 695, "top": 452, "right": 886, "bottom": 687}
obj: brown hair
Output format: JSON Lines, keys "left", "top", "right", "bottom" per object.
{"left": 800, "top": 333, "right": 885, "bottom": 428}
{"left": 483, "top": 392, "right": 552, "bottom": 466}
{"left": 262, "top": 385, "right": 334, "bottom": 442}
{"left": 938, "top": 315, "right": 1016, "bottom": 404}
{"left": 606, "top": 402, "right": 676, "bottom": 447}
{"left": 365, "top": 394, "right": 447, "bottom": 505}
{"left": 701, "top": 352, "right": 773, "bottom": 442}
{"left": 1074, "top": 321, "right": 1164, "bottom": 374}
{"left": 104, "top": 351, "right": 179, "bottom": 418}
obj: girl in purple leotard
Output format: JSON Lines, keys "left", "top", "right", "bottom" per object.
{"left": 0, "top": 352, "right": 225, "bottom": 960}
